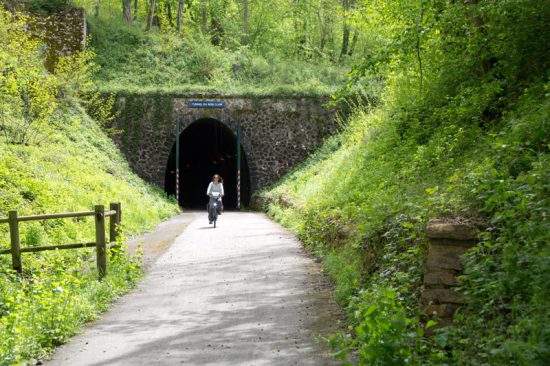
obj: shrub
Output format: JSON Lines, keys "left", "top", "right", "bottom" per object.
{"left": 27, "top": 0, "right": 70, "bottom": 14}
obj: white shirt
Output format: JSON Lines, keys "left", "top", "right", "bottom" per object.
{"left": 207, "top": 182, "right": 224, "bottom": 196}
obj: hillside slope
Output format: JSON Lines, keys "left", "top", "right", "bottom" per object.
{"left": 0, "top": 106, "right": 180, "bottom": 365}
{"left": 259, "top": 1, "right": 549, "bottom": 364}
{"left": 0, "top": 8, "right": 180, "bottom": 364}
{"left": 261, "top": 82, "right": 549, "bottom": 365}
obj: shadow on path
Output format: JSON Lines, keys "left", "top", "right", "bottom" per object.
{"left": 45, "top": 212, "right": 345, "bottom": 366}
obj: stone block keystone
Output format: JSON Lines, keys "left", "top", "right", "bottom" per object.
{"left": 426, "top": 220, "right": 478, "bottom": 240}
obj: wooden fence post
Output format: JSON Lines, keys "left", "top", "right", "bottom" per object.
{"left": 109, "top": 202, "right": 122, "bottom": 244}
{"left": 8, "top": 210, "right": 22, "bottom": 273}
{"left": 95, "top": 205, "right": 107, "bottom": 279}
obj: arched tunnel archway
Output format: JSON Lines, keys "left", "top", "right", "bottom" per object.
{"left": 165, "top": 118, "right": 251, "bottom": 209}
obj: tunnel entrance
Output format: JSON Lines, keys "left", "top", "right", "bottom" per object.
{"left": 165, "top": 118, "right": 251, "bottom": 209}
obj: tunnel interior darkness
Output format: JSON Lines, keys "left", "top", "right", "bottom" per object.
{"left": 165, "top": 118, "right": 250, "bottom": 209}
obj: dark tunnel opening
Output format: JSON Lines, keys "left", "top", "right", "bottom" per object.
{"left": 165, "top": 118, "right": 251, "bottom": 209}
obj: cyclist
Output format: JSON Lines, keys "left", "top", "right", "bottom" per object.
{"left": 206, "top": 174, "right": 224, "bottom": 224}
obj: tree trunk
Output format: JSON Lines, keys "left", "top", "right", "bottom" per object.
{"left": 292, "top": 0, "right": 306, "bottom": 56}
{"left": 146, "top": 0, "right": 156, "bottom": 30}
{"left": 347, "top": 0, "right": 358, "bottom": 56}
{"left": 293, "top": 0, "right": 299, "bottom": 52}
{"left": 94, "top": 0, "right": 100, "bottom": 16}
{"left": 317, "top": 8, "right": 326, "bottom": 51}
{"left": 122, "top": 0, "right": 132, "bottom": 23}
{"left": 416, "top": 2, "right": 425, "bottom": 93}
{"left": 340, "top": 0, "right": 350, "bottom": 58}
{"left": 243, "top": 0, "right": 249, "bottom": 45}
{"left": 464, "top": 0, "right": 489, "bottom": 74}
{"left": 134, "top": 0, "right": 139, "bottom": 20}
{"left": 210, "top": 10, "right": 225, "bottom": 45}
{"left": 201, "top": 0, "right": 207, "bottom": 34}
{"left": 348, "top": 30, "right": 358, "bottom": 56}
{"left": 166, "top": 1, "right": 173, "bottom": 27}
{"left": 177, "top": 0, "right": 184, "bottom": 31}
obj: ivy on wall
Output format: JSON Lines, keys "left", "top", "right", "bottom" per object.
{"left": 115, "top": 93, "right": 174, "bottom": 156}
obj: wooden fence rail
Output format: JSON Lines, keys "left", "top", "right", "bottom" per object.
{"left": 0, "top": 203, "right": 121, "bottom": 280}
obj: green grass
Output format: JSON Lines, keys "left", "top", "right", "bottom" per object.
{"left": 0, "top": 105, "right": 179, "bottom": 236}
{"left": 86, "top": 15, "right": 348, "bottom": 97}
{"left": 259, "top": 79, "right": 550, "bottom": 364}
{"left": 0, "top": 105, "right": 180, "bottom": 364}
{"left": 3, "top": 2, "right": 548, "bottom": 364}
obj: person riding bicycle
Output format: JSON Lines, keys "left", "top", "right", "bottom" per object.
{"left": 206, "top": 174, "right": 224, "bottom": 224}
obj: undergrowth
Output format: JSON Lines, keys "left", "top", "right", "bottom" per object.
{"left": 87, "top": 15, "right": 347, "bottom": 97}
{"left": 0, "top": 8, "right": 180, "bottom": 364}
{"left": 0, "top": 104, "right": 180, "bottom": 365}
{"left": 261, "top": 79, "right": 549, "bottom": 365}
{"left": 259, "top": 1, "right": 549, "bottom": 363}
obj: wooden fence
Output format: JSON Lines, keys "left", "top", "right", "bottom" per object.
{"left": 0, "top": 203, "right": 121, "bottom": 279}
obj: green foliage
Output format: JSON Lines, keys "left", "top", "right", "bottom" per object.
{"left": 429, "top": 87, "right": 550, "bottom": 365}
{"left": 0, "top": 7, "right": 180, "bottom": 364}
{"left": 1, "top": 0, "right": 547, "bottom": 364}
{"left": 0, "top": 10, "right": 117, "bottom": 145}
{"left": 0, "top": 240, "right": 142, "bottom": 365}
{"left": 330, "top": 285, "right": 422, "bottom": 366}
{"left": 69, "top": 0, "right": 352, "bottom": 95}
{"left": 259, "top": 1, "right": 550, "bottom": 364}
{"left": 74, "top": 0, "right": 364, "bottom": 60}
{"left": 55, "top": 47, "right": 118, "bottom": 130}
{"left": 27, "top": 0, "right": 70, "bottom": 15}
{"left": 0, "top": 103, "right": 180, "bottom": 363}
{"left": 264, "top": 88, "right": 549, "bottom": 364}
{"left": 0, "top": 10, "right": 59, "bottom": 145}
{"left": 324, "top": 250, "right": 360, "bottom": 304}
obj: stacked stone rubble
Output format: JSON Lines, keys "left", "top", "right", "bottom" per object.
{"left": 421, "top": 220, "right": 478, "bottom": 330}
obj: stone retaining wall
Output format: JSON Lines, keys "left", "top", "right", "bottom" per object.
{"left": 34, "top": 7, "right": 87, "bottom": 71}
{"left": 421, "top": 220, "right": 478, "bottom": 330}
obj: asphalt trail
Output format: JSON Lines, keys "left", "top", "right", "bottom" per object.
{"left": 45, "top": 211, "right": 343, "bottom": 366}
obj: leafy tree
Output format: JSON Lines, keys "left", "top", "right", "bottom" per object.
{"left": 0, "top": 10, "right": 58, "bottom": 144}
{"left": 26, "top": 0, "right": 70, "bottom": 14}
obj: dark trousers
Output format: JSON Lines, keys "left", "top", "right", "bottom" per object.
{"left": 207, "top": 197, "right": 222, "bottom": 221}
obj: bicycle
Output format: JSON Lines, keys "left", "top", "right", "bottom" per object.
{"left": 207, "top": 192, "right": 222, "bottom": 228}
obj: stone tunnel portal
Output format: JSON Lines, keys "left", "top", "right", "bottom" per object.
{"left": 165, "top": 118, "right": 251, "bottom": 209}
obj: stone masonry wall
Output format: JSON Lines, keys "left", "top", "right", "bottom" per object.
{"left": 421, "top": 220, "right": 478, "bottom": 331}
{"left": 21, "top": 5, "right": 87, "bottom": 72}
{"left": 112, "top": 95, "right": 338, "bottom": 194}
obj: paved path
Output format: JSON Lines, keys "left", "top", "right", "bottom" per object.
{"left": 45, "top": 211, "right": 344, "bottom": 366}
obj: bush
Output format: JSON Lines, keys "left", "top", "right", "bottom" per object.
{"left": 329, "top": 285, "right": 424, "bottom": 366}
{"left": 0, "top": 9, "right": 180, "bottom": 364}
{"left": 82, "top": 14, "right": 347, "bottom": 96}
{"left": 0, "top": 10, "right": 59, "bottom": 145}
{"left": 260, "top": 64, "right": 549, "bottom": 366}
{"left": 27, "top": 0, "right": 70, "bottom": 14}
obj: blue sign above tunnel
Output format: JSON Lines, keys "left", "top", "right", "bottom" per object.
{"left": 187, "top": 101, "right": 226, "bottom": 108}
